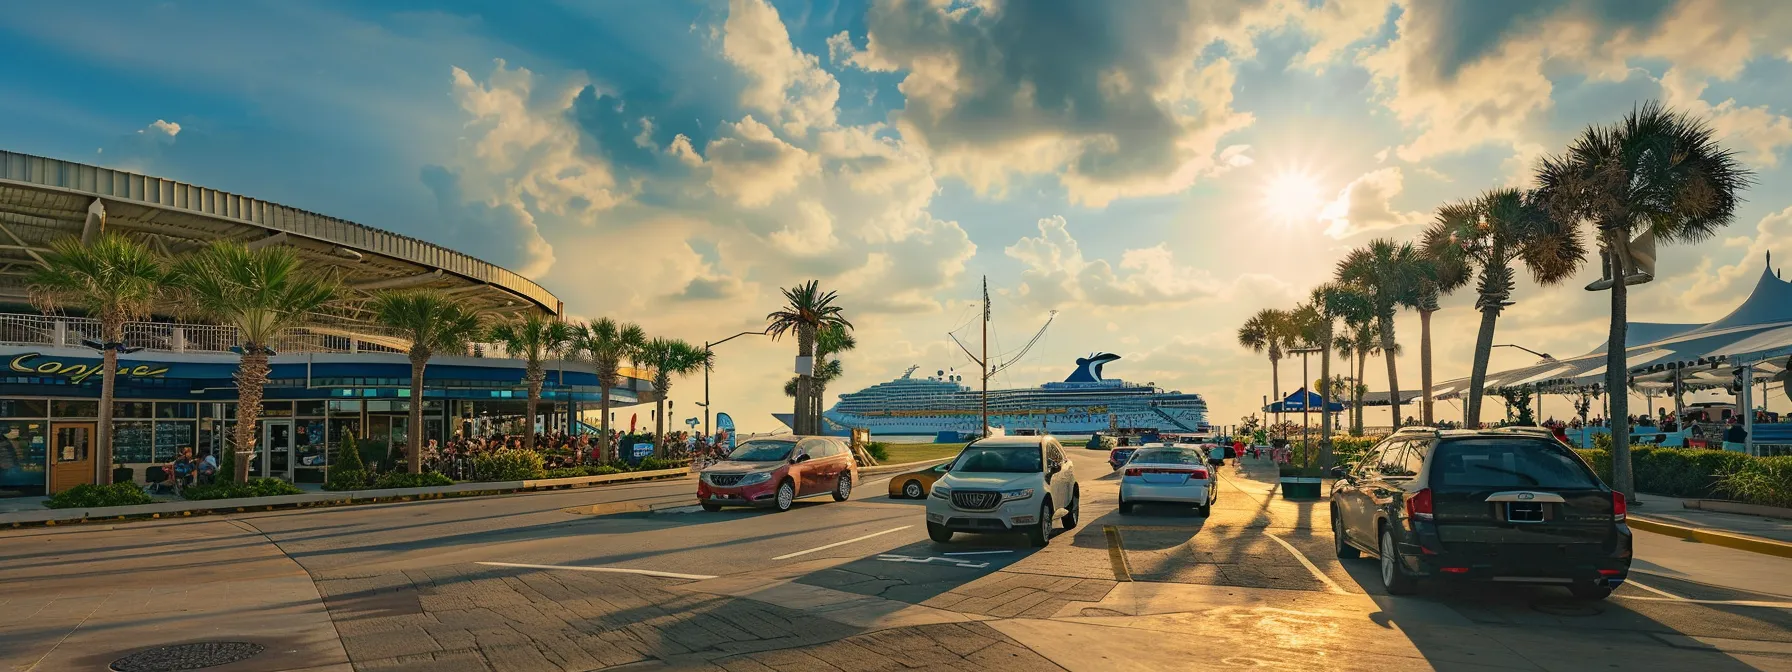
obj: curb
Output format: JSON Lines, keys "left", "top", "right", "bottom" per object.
{"left": 860, "top": 457, "right": 953, "bottom": 477}
{"left": 1629, "top": 515, "right": 1792, "bottom": 560}
{"left": 3, "top": 467, "right": 692, "bottom": 528}
{"left": 1677, "top": 498, "right": 1792, "bottom": 521}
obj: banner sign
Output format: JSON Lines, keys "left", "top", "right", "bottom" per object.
{"left": 632, "top": 442, "right": 654, "bottom": 459}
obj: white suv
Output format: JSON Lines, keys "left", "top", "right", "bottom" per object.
{"left": 925, "top": 436, "right": 1079, "bottom": 547}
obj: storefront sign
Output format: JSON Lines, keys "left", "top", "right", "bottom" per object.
{"left": 8, "top": 353, "right": 170, "bottom": 384}
{"left": 632, "top": 442, "right": 654, "bottom": 459}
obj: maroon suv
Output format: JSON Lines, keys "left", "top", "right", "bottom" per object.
{"left": 698, "top": 436, "right": 858, "bottom": 512}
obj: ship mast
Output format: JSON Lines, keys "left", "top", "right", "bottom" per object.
{"left": 982, "top": 276, "right": 990, "bottom": 438}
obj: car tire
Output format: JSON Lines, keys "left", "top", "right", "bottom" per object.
{"left": 773, "top": 480, "right": 796, "bottom": 512}
{"left": 1196, "top": 503, "right": 1211, "bottom": 517}
{"left": 1379, "top": 527, "right": 1418, "bottom": 595}
{"left": 832, "top": 473, "right": 852, "bottom": 502}
{"left": 1569, "top": 582, "right": 1613, "bottom": 600}
{"left": 1027, "top": 499, "right": 1052, "bottom": 547}
{"left": 1062, "top": 487, "right": 1080, "bottom": 530}
{"left": 1332, "top": 508, "right": 1360, "bottom": 559}
{"left": 701, "top": 502, "right": 722, "bottom": 512}
{"left": 1118, "top": 495, "right": 1133, "bottom": 515}
{"left": 928, "top": 522, "right": 953, "bottom": 543}
{"left": 902, "top": 480, "right": 924, "bottom": 499}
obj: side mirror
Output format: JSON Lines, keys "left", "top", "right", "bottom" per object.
{"left": 794, "top": 453, "right": 811, "bottom": 463}
{"left": 1328, "top": 466, "right": 1349, "bottom": 480}
{"left": 1048, "top": 461, "right": 1062, "bottom": 475}
{"left": 1208, "top": 457, "right": 1225, "bottom": 467}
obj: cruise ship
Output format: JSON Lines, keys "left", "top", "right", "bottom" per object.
{"left": 786, "top": 353, "right": 1210, "bottom": 436}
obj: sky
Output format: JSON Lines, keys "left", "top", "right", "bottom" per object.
{"left": 5, "top": 0, "right": 1792, "bottom": 433}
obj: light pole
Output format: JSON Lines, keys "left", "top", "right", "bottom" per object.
{"left": 701, "top": 329, "right": 770, "bottom": 438}
{"left": 1290, "top": 345, "right": 1322, "bottom": 466}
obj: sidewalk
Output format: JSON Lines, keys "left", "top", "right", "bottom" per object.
{"left": 1633, "top": 494, "right": 1792, "bottom": 543}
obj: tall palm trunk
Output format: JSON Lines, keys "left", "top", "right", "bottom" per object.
{"left": 1379, "top": 314, "right": 1402, "bottom": 429}
{"left": 1605, "top": 233, "right": 1633, "bottom": 500}
{"left": 525, "top": 365, "right": 544, "bottom": 451}
{"left": 1355, "top": 348, "right": 1368, "bottom": 435}
{"left": 407, "top": 351, "right": 428, "bottom": 473}
{"left": 796, "top": 325, "right": 815, "bottom": 434}
{"left": 97, "top": 317, "right": 121, "bottom": 484}
{"left": 654, "top": 392, "right": 667, "bottom": 456}
{"left": 598, "top": 372, "right": 614, "bottom": 462}
{"left": 1269, "top": 356, "right": 1282, "bottom": 442}
{"left": 234, "top": 347, "right": 269, "bottom": 482}
{"left": 1319, "top": 337, "right": 1334, "bottom": 467}
{"left": 1419, "top": 309, "right": 1435, "bottom": 426}
{"left": 1465, "top": 305, "right": 1501, "bottom": 428}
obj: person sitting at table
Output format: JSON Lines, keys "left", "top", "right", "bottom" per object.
{"left": 1723, "top": 418, "right": 1748, "bottom": 452}
{"left": 195, "top": 448, "right": 218, "bottom": 484}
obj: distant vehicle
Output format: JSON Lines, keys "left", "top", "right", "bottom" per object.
{"left": 888, "top": 461, "right": 952, "bottom": 499}
{"left": 925, "top": 436, "right": 1080, "bottom": 547}
{"left": 1118, "top": 445, "right": 1219, "bottom": 516}
{"left": 1107, "top": 446, "right": 1137, "bottom": 470}
{"left": 697, "top": 436, "right": 857, "bottom": 512}
{"left": 1329, "top": 429, "right": 1631, "bottom": 599}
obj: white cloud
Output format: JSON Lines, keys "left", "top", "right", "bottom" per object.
{"left": 704, "top": 115, "right": 819, "bottom": 207}
{"left": 720, "top": 0, "right": 840, "bottom": 136}
{"left": 1318, "top": 167, "right": 1426, "bottom": 238}
{"left": 140, "top": 119, "right": 181, "bottom": 139}
{"left": 1682, "top": 205, "right": 1792, "bottom": 305}
{"left": 1006, "top": 216, "right": 1215, "bottom": 309}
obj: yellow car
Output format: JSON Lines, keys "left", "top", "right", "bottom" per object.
{"left": 887, "top": 461, "right": 952, "bottom": 499}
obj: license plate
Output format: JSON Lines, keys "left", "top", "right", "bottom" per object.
{"left": 1506, "top": 502, "right": 1544, "bottom": 523}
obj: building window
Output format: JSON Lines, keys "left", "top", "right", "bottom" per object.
{"left": 116, "top": 402, "right": 154, "bottom": 419}
{"left": 156, "top": 402, "right": 197, "bottom": 419}
{"left": 296, "top": 400, "right": 326, "bottom": 417}
{"left": 0, "top": 420, "right": 46, "bottom": 490}
{"left": 52, "top": 400, "right": 99, "bottom": 418}
{"left": 114, "top": 420, "right": 154, "bottom": 463}
{"left": 0, "top": 399, "right": 48, "bottom": 419}
{"left": 155, "top": 421, "right": 196, "bottom": 462}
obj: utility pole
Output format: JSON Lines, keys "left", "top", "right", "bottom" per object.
{"left": 981, "top": 276, "right": 990, "bottom": 439}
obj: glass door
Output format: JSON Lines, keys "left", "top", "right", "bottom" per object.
{"left": 262, "top": 420, "right": 294, "bottom": 480}
{"left": 48, "top": 422, "right": 95, "bottom": 493}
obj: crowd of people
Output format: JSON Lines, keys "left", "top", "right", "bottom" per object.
{"left": 415, "top": 428, "right": 736, "bottom": 478}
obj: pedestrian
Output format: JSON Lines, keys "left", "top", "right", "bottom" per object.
{"left": 1723, "top": 418, "right": 1748, "bottom": 452}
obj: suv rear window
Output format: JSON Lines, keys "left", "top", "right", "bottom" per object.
{"left": 1429, "top": 439, "right": 1600, "bottom": 489}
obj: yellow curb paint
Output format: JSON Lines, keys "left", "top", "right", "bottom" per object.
{"left": 1103, "top": 525, "right": 1133, "bottom": 582}
{"left": 1630, "top": 516, "right": 1792, "bottom": 560}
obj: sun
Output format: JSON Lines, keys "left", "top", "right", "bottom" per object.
{"left": 1261, "top": 170, "right": 1327, "bottom": 224}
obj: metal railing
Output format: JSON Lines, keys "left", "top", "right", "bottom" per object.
{"left": 0, "top": 312, "right": 407, "bottom": 355}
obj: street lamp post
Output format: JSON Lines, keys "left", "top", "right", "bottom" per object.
{"left": 701, "top": 329, "right": 770, "bottom": 438}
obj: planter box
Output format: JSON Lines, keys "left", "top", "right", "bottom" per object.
{"left": 1280, "top": 477, "right": 1323, "bottom": 500}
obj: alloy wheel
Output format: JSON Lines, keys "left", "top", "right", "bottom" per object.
{"left": 777, "top": 482, "right": 794, "bottom": 510}
{"left": 903, "top": 481, "right": 923, "bottom": 499}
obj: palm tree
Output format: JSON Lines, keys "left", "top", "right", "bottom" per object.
{"left": 765, "top": 281, "right": 852, "bottom": 435}
{"left": 1413, "top": 234, "right": 1470, "bottom": 427}
{"left": 1302, "top": 283, "right": 1371, "bottom": 465}
{"left": 27, "top": 233, "right": 165, "bottom": 483}
{"left": 488, "top": 313, "right": 575, "bottom": 451}
{"left": 171, "top": 242, "right": 339, "bottom": 481}
{"left": 370, "top": 290, "right": 486, "bottom": 473}
{"left": 1336, "top": 240, "right": 1425, "bottom": 429}
{"left": 1537, "top": 102, "right": 1752, "bottom": 500}
{"left": 574, "top": 318, "right": 646, "bottom": 461}
{"left": 1424, "top": 189, "right": 1586, "bottom": 429}
{"left": 808, "top": 324, "right": 857, "bottom": 428}
{"left": 636, "top": 338, "right": 710, "bottom": 454}
{"left": 1238, "top": 308, "right": 1297, "bottom": 441}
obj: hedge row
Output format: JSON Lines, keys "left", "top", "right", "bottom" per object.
{"left": 1575, "top": 446, "right": 1792, "bottom": 509}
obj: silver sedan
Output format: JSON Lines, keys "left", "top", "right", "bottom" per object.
{"left": 1116, "top": 445, "right": 1219, "bottom": 516}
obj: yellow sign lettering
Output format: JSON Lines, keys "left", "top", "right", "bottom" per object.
{"left": 7, "top": 353, "right": 170, "bottom": 383}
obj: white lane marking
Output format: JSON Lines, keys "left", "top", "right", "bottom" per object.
{"left": 771, "top": 525, "right": 913, "bottom": 560}
{"left": 1625, "top": 579, "right": 1686, "bottom": 600}
{"left": 1614, "top": 595, "right": 1792, "bottom": 609}
{"left": 475, "top": 562, "right": 716, "bottom": 580}
{"left": 943, "top": 550, "right": 1013, "bottom": 556}
{"left": 877, "top": 554, "right": 989, "bottom": 569}
{"left": 1263, "top": 532, "right": 1348, "bottom": 595}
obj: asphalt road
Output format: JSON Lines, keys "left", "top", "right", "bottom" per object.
{"left": 4, "top": 451, "right": 1792, "bottom": 671}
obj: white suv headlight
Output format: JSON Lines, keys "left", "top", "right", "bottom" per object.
{"left": 1001, "top": 488, "right": 1034, "bottom": 501}
{"left": 930, "top": 486, "right": 951, "bottom": 499}
{"left": 737, "top": 472, "right": 772, "bottom": 486}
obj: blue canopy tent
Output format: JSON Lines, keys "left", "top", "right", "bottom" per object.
{"left": 1264, "top": 388, "right": 1346, "bottom": 413}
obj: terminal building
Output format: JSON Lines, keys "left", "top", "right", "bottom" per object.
{"left": 0, "top": 150, "right": 656, "bottom": 495}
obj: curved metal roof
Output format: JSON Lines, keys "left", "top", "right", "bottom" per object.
{"left": 0, "top": 150, "right": 560, "bottom": 319}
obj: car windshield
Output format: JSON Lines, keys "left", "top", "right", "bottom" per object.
{"left": 952, "top": 445, "right": 1043, "bottom": 473}
{"left": 1128, "top": 449, "right": 1202, "bottom": 465}
{"left": 1431, "top": 439, "right": 1600, "bottom": 489}
{"left": 728, "top": 440, "right": 795, "bottom": 462}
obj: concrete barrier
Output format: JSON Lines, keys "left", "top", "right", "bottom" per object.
{"left": 1628, "top": 515, "right": 1792, "bottom": 560}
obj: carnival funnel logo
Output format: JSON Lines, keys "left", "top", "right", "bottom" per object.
{"left": 8, "top": 353, "right": 170, "bottom": 384}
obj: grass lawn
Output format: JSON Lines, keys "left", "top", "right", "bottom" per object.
{"left": 876, "top": 442, "right": 966, "bottom": 465}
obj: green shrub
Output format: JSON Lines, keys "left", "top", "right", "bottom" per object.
{"left": 372, "top": 472, "right": 454, "bottom": 489}
{"left": 334, "top": 430, "right": 365, "bottom": 472}
{"left": 1715, "top": 456, "right": 1792, "bottom": 508}
{"left": 1575, "top": 447, "right": 1786, "bottom": 505}
{"left": 45, "top": 482, "right": 154, "bottom": 509}
{"left": 864, "top": 441, "right": 891, "bottom": 462}
{"left": 544, "top": 465, "right": 625, "bottom": 478}
{"left": 472, "top": 449, "right": 545, "bottom": 481}
{"left": 636, "top": 457, "right": 690, "bottom": 472}
{"left": 217, "top": 445, "right": 237, "bottom": 484}
{"left": 323, "top": 469, "right": 367, "bottom": 491}
{"left": 182, "top": 477, "right": 304, "bottom": 500}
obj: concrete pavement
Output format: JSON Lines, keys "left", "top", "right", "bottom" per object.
{"left": 3, "top": 450, "right": 1790, "bottom": 671}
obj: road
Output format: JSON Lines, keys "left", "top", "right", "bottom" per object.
{"left": 4, "top": 450, "right": 1791, "bottom": 671}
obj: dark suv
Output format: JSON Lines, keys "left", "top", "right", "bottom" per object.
{"left": 1328, "top": 428, "right": 1631, "bottom": 599}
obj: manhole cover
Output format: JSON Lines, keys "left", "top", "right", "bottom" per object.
{"left": 1531, "top": 601, "right": 1603, "bottom": 617}
{"left": 110, "top": 642, "right": 265, "bottom": 672}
